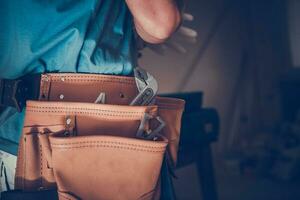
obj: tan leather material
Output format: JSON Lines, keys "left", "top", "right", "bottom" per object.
{"left": 14, "top": 73, "right": 185, "bottom": 199}
{"left": 38, "top": 133, "right": 53, "bottom": 169}
{"left": 38, "top": 73, "right": 138, "bottom": 105}
{"left": 156, "top": 97, "right": 185, "bottom": 166}
{"left": 15, "top": 131, "right": 57, "bottom": 190}
{"left": 49, "top": 133, "right": 167, "bottom": 200}
{"left": 15, "top": 100, "right": 167, "bottom": 199}
{"left": 15, "top": 101, "right": 158, "bottom": 191}
{"left": 36, "top": 73, "right": 185, "bottom": 164}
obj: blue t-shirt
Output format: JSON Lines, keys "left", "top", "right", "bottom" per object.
{"left": 0, "top": 0, "right": 136, "bottom": 154}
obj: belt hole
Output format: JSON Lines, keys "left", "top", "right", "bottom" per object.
{"left": 119, "top": 92, "right": 125, "bottom": 98}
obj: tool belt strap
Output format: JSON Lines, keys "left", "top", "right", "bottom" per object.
{"left": 0, "top": 189, "right": 58, "bottom": 200}
{"left": 0, "top": 75, "right": 41, "bottom": 112}
{"left": 10, "top": 72, "right": 185, "bottom": 200}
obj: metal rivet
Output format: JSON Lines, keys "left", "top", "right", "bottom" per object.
{"left": 61, "top": 77, "right": 65, "bottom": 82}
{"left": 66, "top": 118, "right": 72, "bottom": 125}
{"left": 59, "top": 94, "right": 64, "bottom": 99}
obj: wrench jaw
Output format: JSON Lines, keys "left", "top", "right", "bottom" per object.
{"left": 134, "top": 67, "right": 148, "bottom": 85}
{"left": 130, "top": 67, "right": 159, "bottom": 106}
{"left": 134, "top": 71, "right": 147, "bottom": 92}
{"left": 136, "top": 113, "right": 166, "bottom": 141}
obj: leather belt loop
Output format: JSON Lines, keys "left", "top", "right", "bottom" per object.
{"left": 39, "top": 74, "right": 51, "bottom": 101}
{"left": 38, "top": 132, "right": 53, "bottom": 169}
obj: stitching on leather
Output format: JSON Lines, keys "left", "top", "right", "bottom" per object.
{"left": 26, "top": 110, "right": 145, "bottom": 119}
{"left": 51, "top": 79, "right": 135, "bottom": 85}
{"left": 26, "top": 106, "right": 149, "bottom": 116}
{"left": 27, "top": 106, "right": 147, "bottom": 114}
{"left": 51, "top": 140, "right": 166, "bottom": 149}
{"left": 40, "top": 143, "right": 43, "bottom": 186}
{"left": 50, "top": 75, "right": 135, "bottom": 84}
{"left": 49, "top": 74, "right": 133, "bottom": 79}
{"left": 27, "top": 109, "right": 144, "bottom": 116}
{"left": 51, "top": 144, "right": 165, "bottom": 153}
{"left": 23, "top": 136, "right": 26, "bottom": 189}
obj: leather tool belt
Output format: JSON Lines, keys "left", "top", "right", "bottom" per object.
{"left": 2, "top": 73, "right": 185, "bottom": 200}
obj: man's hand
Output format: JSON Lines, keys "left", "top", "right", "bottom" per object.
{"left": 125, "top": 0, "right": 181, "bottom": 44}
{"left": 147, "top": 12, "right": 198, "bottom": 54}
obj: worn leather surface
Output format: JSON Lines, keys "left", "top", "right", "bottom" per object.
{"left": 50, "top": 133, "right": 168, "bottom": 200}
{"left": 14, "top": 73, "right": 185, "bottom": 199}
{"left": 155, "top": 97, "right": 185, "bottom": 166}
{"left": 16, "top": 101, "right": 166, "bottom": 200}
{"left": 37, "top": 73, "right": 185, "bottom": 165}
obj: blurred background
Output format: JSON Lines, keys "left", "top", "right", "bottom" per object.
{"left": 140, "top": 0, "right": 300, "bottom": 199}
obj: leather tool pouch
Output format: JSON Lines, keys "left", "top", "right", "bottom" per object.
{"left": 14, "top": 73, "right": 185, "bottom": 200}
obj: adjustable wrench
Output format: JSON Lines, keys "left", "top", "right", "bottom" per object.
{"left": 130, "top": 67, "right": 158, "bottom": 106}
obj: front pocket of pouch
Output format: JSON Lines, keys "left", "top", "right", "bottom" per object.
{"left": 49, "top": 133, "right": 168, "bottom": 200}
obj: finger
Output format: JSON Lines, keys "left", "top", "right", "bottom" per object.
{"left": 178, "top": 26, "right": 198, "bottom": 38}
{"left": 182, "top": 13, "right": 194, "bottom": 21}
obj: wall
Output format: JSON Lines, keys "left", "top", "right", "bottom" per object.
{"left": 288, "top": 0, "right": 300, "bottom": 68}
